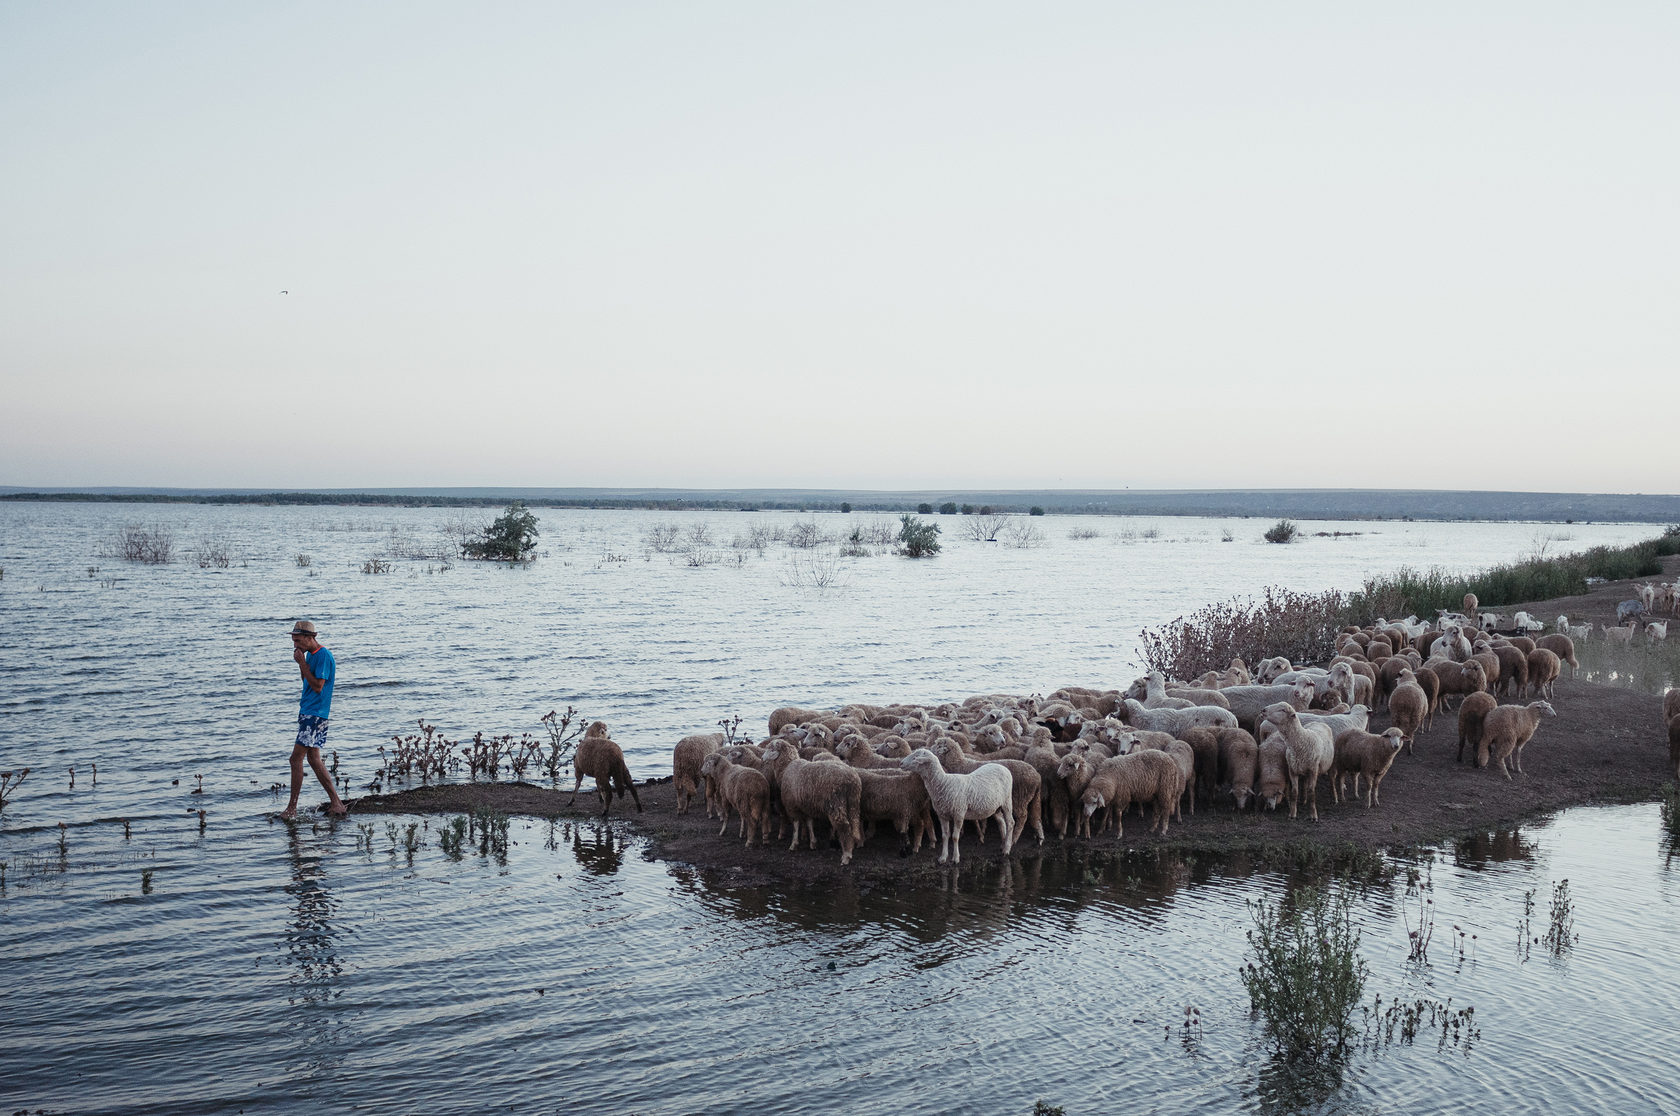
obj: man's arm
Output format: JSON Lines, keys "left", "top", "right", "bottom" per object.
{"left": 294, "top": 649, "right": 326, "bottom": 692}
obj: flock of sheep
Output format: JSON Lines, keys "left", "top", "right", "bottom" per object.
{"left": 559, "top": 587, "right": 1679, "bottom": 867}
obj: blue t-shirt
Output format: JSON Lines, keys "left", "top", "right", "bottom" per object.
{"left": 299, "top": 647, "right": 335, "bottom": 719}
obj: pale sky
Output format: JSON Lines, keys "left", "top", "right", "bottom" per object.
{"left": 2, "top": 2, "right": 1676, "bottom": 492}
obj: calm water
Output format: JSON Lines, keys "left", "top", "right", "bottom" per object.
{"left": 2, "top": 504, "right": 1674, "bottom": 1114}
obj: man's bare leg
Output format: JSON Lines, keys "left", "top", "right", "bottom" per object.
{"left": 280, "top": 743, "right": 308, "bottom": 819}
{"left": 306, "top": 747, "right": 349, "bottom": 815}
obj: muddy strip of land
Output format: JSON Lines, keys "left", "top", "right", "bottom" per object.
{"left": 346, "top": 555, "right": 1679, "bottom": 882}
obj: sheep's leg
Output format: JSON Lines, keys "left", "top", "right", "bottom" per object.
{"left": 567, "top": 770, "right": 584, "bottom": 806}
{"left": 947, "top": 813, "right": 962, "bottom": 863}
{"left": 999, "top": 804, "right": 1016, "bottom": 855}
{"left": 1514, "top": 744, "right": 1525, "bottom": 774}
{"left": 1287, "top": 775, "right": 1299, "bottom": 820}
{"left": 1306, "top": 772, "right": 1320, "bottom": 822}
{"left": 1499, "top": 755, "right": 1512, "bottom": 780}
{"left": 718, "top": 798, "right": 731, "bottom": 838}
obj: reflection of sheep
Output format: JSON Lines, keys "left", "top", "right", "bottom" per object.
{"left": 1455, "top": 692, "right": 1498, "bottom": 764}
{"left": 1669, "top": 714, "right": 1680, "bottom": 781}
{"left": 673, "top": 732, "right": 723, "bottom": 815}
{"left": 900, "top": 748, "right": 1013, "bottom": 864}
{"left": 569, "top": 722, "right": 642, "bottom": 816}
{"left": 1331, "top": 728, "right": 1405, "bottom": 807}
{"left": 699, "top": 752, "right": 770, "bottom": 846}
{"left": 1079, "top": 750, "right": 1182, "bottom": 838}
{"left": 1478, "top": 701, "right": 1557, "bottom": 778}
{"left": 1526, "top": 648, "right": 1562, "bottom": 700}
{"left": 1263, "top": 704, "right": 1335, "bottom": 821}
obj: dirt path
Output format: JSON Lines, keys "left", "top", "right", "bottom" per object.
{"left": 348, "top": 556, "right": 1679, "bottom": 881}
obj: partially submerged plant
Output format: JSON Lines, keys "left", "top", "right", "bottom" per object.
{"left": 1241, "top": 885, "right": 1368, "bottom": 1058}
{"left": 0, "top": 767, "right": 30, "bottom": 812}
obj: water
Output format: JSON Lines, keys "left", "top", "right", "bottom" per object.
{"left": 1, "top": 504, "right": 1673, "bottom": 1114}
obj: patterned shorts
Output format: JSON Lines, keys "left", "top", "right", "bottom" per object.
{"left": 296, "top": 715, "right": 329, "bottom": 750}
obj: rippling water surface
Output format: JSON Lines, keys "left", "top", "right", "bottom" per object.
{"left": 2, "top": 505, "right": 1674, "bottom": 1114}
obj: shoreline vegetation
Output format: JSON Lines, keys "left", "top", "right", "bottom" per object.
{"left": 348, "top": 537, "right": 1680, "bottom": 882}
{"left": 5, "top": 487, "right": 1680, "bottom": 523}
{"left": 1139, "top": 528, "right": 1680, "bottom": 680}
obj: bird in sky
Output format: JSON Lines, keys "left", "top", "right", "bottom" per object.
{"left": 279, "top": 290, "right": 288, "bottom": 295}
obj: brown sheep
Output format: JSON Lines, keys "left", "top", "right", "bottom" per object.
{"left": 699, "top": 752, "right": 771, "bottom": 847}
{"left": 1332, "top": 727, "right": 1405, "bottom": 807}
{"left": 1178, "top": 727, "right": 1224, "bottom": 809}
{"left": 1428, "top": 657, "right": 1488, "bottom": 712}
{"left": 1078, "top": 750, "right": 1183, "bottom": 838}
{"left": 767, "top": 706, "right": 827, "bottom": 737}
{"left": 1055, "top": 751, "right": 1101, "bottom": 838}
{"left": 1526, "top": 647, "right": 1562, "bottom": 700}
{"left": 569, "top": 722, "right": 642, "bottom": 816}
{"left": 672, "top": 732, "right": 723, "bottom": 815}
{"left": 1477, "top": 700, "right": 1556, "bottom": 778}
{"left": 855, "top": 768, "right": 935, "bottom": 856}
{"left": 1665, "top": 688, "right": 1680, "bottom": 725}
{"left": 1256, "top": 735, "right": 1289, "bottom": 812}
{"left": 1533, "top": 633, "right": 1579, "bottom": 678}
{"left": 1488, "top": 644, "right": 1529, "bottom": 700}
{"left": 1501, "top": 635, "right": 1538, "bottom": 655}
{"left": 763, "top": 740, "right": 863, "bottom": 864}
{"left": 1214, "top": 727, "right": 1259, "bottom": 810}
{"left": 1388, "top": 670, "right": 1430, "bottom": 754}
{"left": 1456, "top": 691, "right": 1498, "bottom": 764}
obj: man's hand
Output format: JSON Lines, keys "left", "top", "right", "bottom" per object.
{"left": 294, "top": 648, "right": 307, "bottom": 667}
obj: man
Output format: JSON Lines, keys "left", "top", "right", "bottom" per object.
{"left": 282, "top": 620, "right": 348, "bottom": 818}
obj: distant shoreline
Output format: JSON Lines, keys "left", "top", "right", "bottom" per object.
{"left": 3, "top": 487, "right": 1678, "bottom": 523}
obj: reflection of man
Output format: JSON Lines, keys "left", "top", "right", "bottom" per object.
{"left": 281, "top": 620, "right": 348, "bottom": 819}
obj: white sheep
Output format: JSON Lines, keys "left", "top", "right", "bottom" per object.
{"left": 1648, "top": 620, "right": 1669, "bottom": 644}
{"left": 1557, "top": 616, "right": 1591, "bottom": 642}
{"left": 1602, "top": 622, "right": 1637, "bottom": 645}
{"left": 1118, "top": 698, "right": 1238, "bottom": 736}
{"left": 900, "top": 748, "right": 1014, "bottom": 864}
{"left": 1512, "top": 611, "right": 1545, "bottom": 633}
{"left": 1261, "top": 703, "right": 1335, "bottom": 821}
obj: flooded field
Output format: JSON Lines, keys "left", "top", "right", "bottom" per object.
{"left": 2, "top": 503, "right": 1675, "bottom": 1113}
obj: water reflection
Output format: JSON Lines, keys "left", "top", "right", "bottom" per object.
{"left": 283, "top": 825, "right": 342, "bottom": 1007}
{"left": 570, "top": 821, "right": 625, "bottom": 875}
{"left": 1453, "top": 828, "right": 1539, "bottom": 869}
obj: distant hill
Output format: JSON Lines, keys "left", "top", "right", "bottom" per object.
{"left": 3, "top": 486, "right": 1677, "bottom": 522}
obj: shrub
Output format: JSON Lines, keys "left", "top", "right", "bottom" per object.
{"left": 840, "top": 502, "right": 852, "bottom": 513}
{"left": 917, "top": 502, "right": 934, "bottom": 515}
{"left": 1029, "top": 506, "right": 1045, "bottom": 516}
{"left": 463, "top": 502, "right": 539, "bottom": 561}
{"left": 898, "top": 515, "right": 942, "bottom": 558}
{"left": 939, "top": 501, "right": 958, "bottom": 515}
{"left": 113, "top": 524, "right": 174, "bottom": 564}
{"left": 1241, "top": 885, "right": 1368, "bottom": 1057}
{"left": 1265, "top": 519, "right": 1299, "bottom": 545}
{"left": 961, "top": 504, "right": 975, "bottom": 515}
{"left": 1139, "top": 586, "right": 1350, "bottom": 679}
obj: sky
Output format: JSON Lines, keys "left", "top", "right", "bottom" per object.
{"left": 2, "top": 2, "right": 1676, "bottom": 492}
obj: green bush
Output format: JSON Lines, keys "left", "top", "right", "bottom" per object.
{"left": 916, "top": 502, "right": 934, "bottom": 515}
{"left": 463, "top": 502, "right": 539, "bottom": 561}
{"left": 1029, "top": 506, "right": 1045, "bottom": 516}
{"left": 1241, "top": 886, "right": 1368, "bottom": 1057}
{"left": 898, "top": 514, "right": 942, "bottom": 558}
{"left": 939, "top": 501, "right": 958, "bottom": 515}
{"left": 1264, "top": 519, "right": 1299, "bottom": 544}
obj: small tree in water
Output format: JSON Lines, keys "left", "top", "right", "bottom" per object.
{"left": 464, "top": 502, "right": 540, "bottom": 561}
{"left": 1265, "top": 519, "right": 1299, "bottom": 544}
{"left": 1241, "top": 885, "right": 1368, "bottom": 1058}
{"left": 898, "top": 515, "right": 942, "bottom": 558}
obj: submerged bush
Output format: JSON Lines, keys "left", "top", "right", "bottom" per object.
{"left": 1242, "top": 885, "right": 1368, "bottom": 1058}
{"left": 1264, "top": 519, "right": 1299, "bottom": 545}
{"left": 111, "top": 524, "right": 174, "bottom": 564}
{"left": 898, "top": 515, "right": 941, "bottom": 558}
{"left": 463, "top": 502, "right": 539, "bottom": 561}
